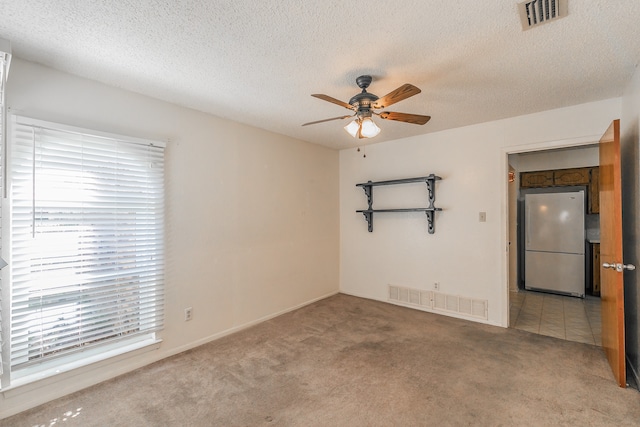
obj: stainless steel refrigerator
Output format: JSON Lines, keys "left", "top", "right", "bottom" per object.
{"left": 524, "top": 190, "right": 585, "bottom": 297}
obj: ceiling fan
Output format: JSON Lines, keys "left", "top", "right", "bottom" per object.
{"left": 302, "top": 75, "right": 430, "bottom": 139}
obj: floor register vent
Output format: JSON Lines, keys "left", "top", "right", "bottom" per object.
{"left": 389, "top": 285, "right": 488, "bottom": 320}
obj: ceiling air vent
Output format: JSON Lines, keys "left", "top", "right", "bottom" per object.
{"left": 518, "top": 0, "right": 567, "bottom": 31}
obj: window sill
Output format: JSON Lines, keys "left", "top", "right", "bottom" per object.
{"left": 1, "top": 337, "right": 162, "bottom": 397}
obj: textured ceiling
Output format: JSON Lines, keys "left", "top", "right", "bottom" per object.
{"left": 2, "top": 1, "right": 640, "bottom": 150}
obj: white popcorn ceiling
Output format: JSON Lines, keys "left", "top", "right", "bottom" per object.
{"left": 2, "top": 1, "right": 640, "bottom": 150}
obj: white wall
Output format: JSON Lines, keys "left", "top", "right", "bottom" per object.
{"left": 340, "top": 98, "right": 620, "bottom": 326}
{"left": 0, "top": 59, "right": 340, "bottom": 418}
{"left": 621, "top": 65, "right": 640, "bottom": 386}
{"left": 514, "top": 145, "right": 599, "bottom": 171}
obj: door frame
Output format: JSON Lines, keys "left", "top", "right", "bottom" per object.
{"left": 500, "top": 134, "right": 602, "bottom": 327}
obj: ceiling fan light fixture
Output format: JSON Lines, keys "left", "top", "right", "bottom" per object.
{"left": 360, "top": 117, "right": 381, "bottom": 138}
{"left": 344, "top": 120, "right": 360, "bottom": 138}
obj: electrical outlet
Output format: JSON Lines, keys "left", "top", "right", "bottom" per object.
{"left": 184, "top": 307, "right": 193, "bottom": 321}
{"left": 434, "top": 282, "right": 440, "bottom": 291}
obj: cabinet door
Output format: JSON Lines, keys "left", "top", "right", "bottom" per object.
{"left": 554, "top": 167, "right": 590, "bottom": 186}
{"left": 590, "top": 167, "right": 600, "bottom": 213}
{"left": 520, "top": 170, "right": 554, "bottom": 188}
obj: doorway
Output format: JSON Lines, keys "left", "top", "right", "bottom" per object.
{"left": 507, "top": 145, "right": 601, "bottom": 346}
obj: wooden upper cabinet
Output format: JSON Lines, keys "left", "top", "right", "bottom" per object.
{"left": 520, "top": 170, "right": 554, "bottom": 188}
{"left": 590, "top": 167, "right": 600, "bottom": 213}
{"left": 553, "top": 167, "right": 590, "bottom": 186}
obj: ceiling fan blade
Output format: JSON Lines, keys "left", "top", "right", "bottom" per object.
{"left": 372, "top": 84, "right": 421, "bottom": 109}
{"left": 302, "top": 115, "right": 354, "bottom": 126}
{"left": 378, "top": 111, "right": 431, "bottom": 125}
{"left": 311, "top": 94, "right": 355, "bottom": 110}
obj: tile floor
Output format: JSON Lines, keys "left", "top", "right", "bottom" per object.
{"left": 509, "top": 290, "right": 601, "bottom": 346}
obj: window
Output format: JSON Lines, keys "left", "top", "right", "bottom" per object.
{"left": 3, "top": 116, "right": 164, "bottom": 384}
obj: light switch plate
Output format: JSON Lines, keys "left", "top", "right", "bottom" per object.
{"left": 479, "top": 212, "right": 487, "bottom": 222}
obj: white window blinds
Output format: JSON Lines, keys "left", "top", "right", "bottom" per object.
{"left": 8, "top": 116, "right": 165, "bottom": 371}
{"left": 0, "top": 41, "right": 9, "bottom": 377}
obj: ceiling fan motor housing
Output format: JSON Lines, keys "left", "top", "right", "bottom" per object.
{"left": 349, "top": 93, "right": 378, "bottom": 118}
{"left": 350, "top": 76, "right": 378, "bottom": 118}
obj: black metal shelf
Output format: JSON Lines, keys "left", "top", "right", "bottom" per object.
{"left": 356, "top": 176, "right": 441, "bottom": 187}
{"left": 356, "top": 208, "right": 442, "bottom": 213}
{"left": 355, "top": 174, "right": 442, "bottom": 233}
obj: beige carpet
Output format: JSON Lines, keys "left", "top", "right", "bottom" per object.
{"left": 2, "top": 294, "right": 640, "bottom": 426}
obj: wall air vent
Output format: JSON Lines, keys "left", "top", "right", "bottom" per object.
{"left": 389, "top": 285, "right": 433, "bottom": 309}
{"left": 388, "top": 285, "right": 488, "bottom": 320}
{"left": 518, "top": 0, "right": 567, "bottom": 31}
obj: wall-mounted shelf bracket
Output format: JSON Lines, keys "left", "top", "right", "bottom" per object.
{"left": 360, "top": 210, "right": 373, "bottom": 232}
{"left": 426, "top": 177, "right": 437, "bottom": 209}
{"left": 363, "top": 185, "right": 373, "bottom": 210}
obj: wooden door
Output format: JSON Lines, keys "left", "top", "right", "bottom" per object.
{"left": 599, "top": 120, "right": 626, "bottom": 387}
